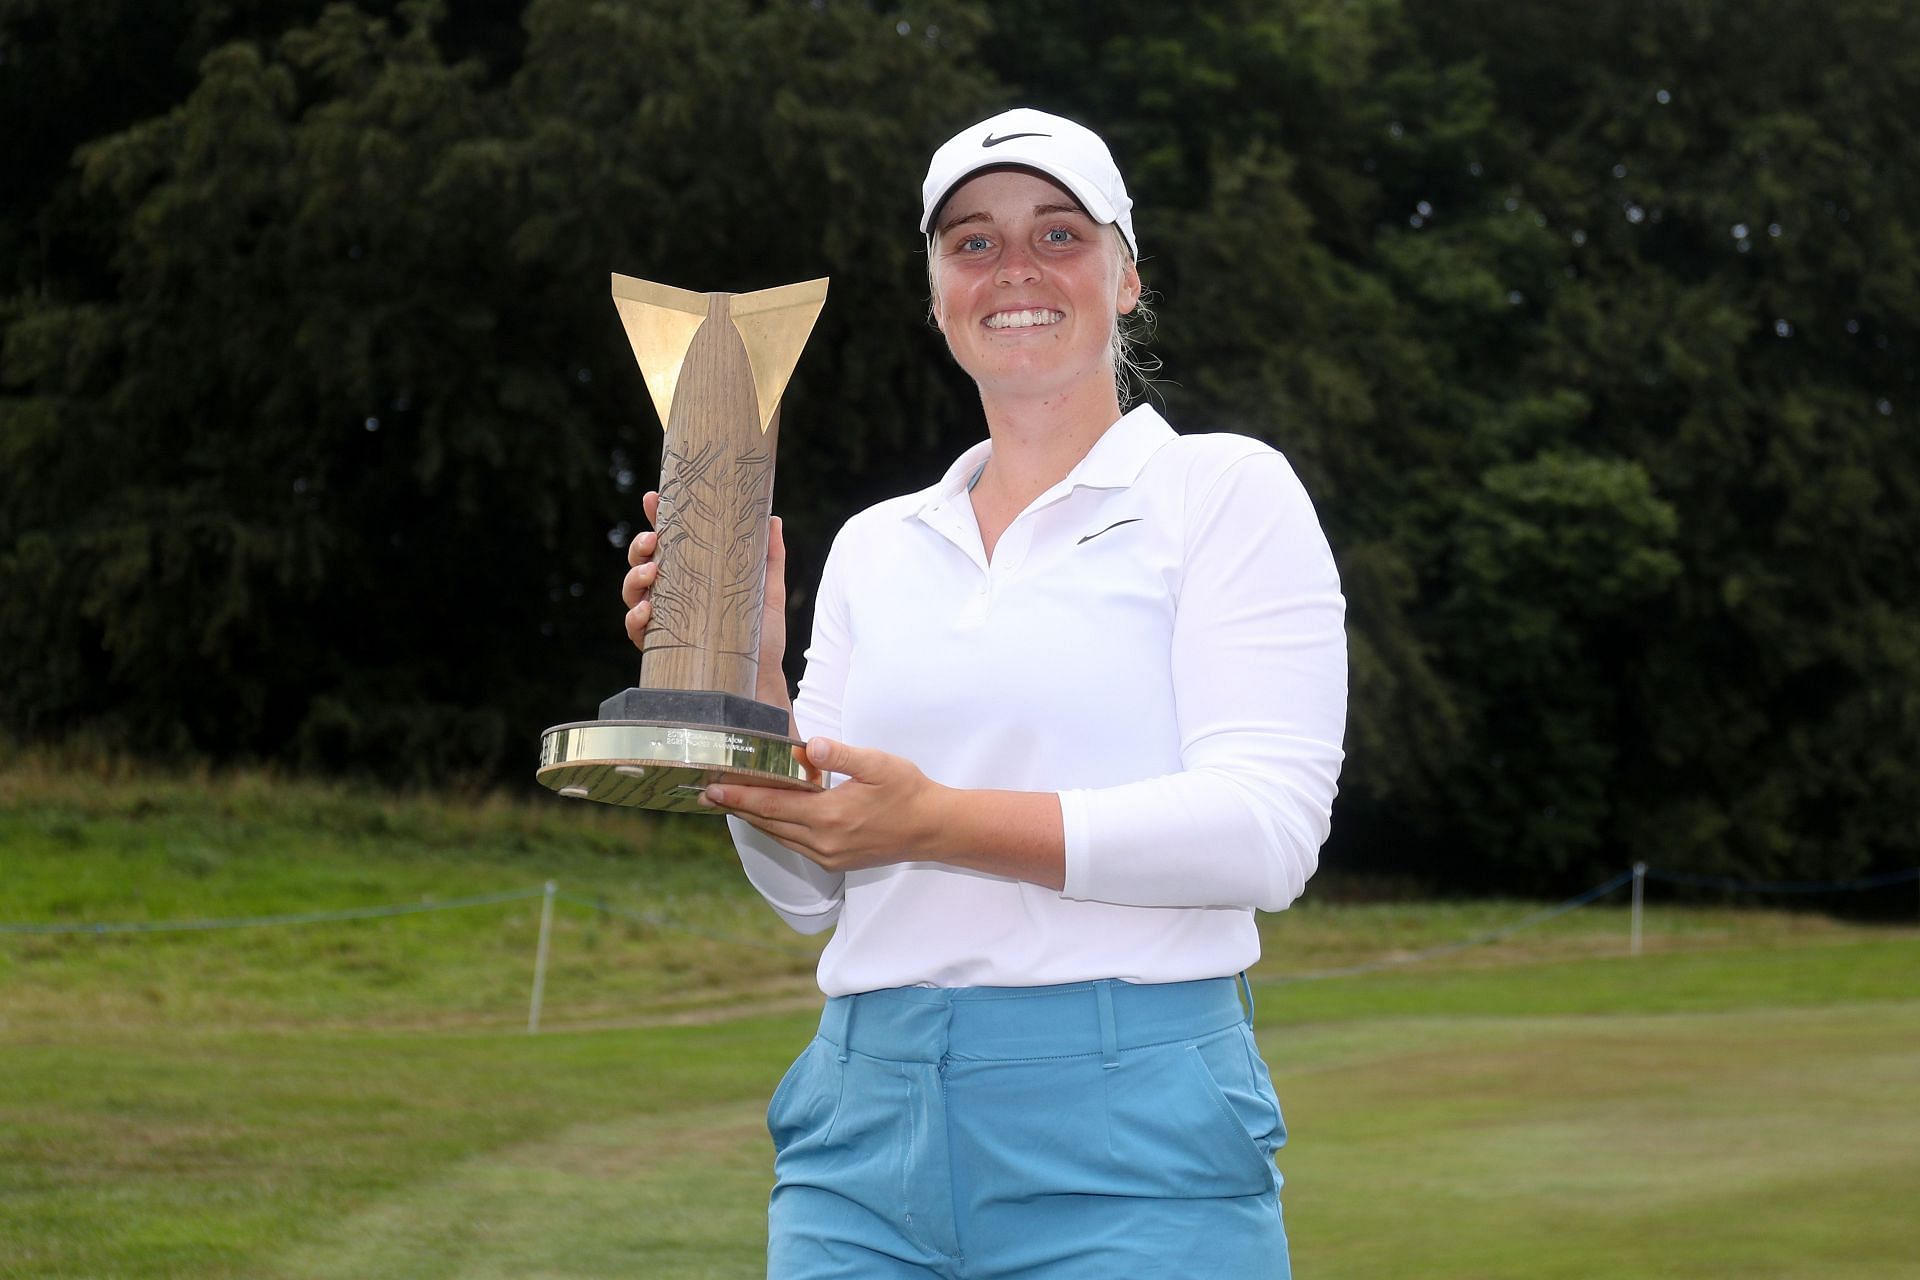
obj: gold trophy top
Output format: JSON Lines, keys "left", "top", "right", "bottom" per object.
{"left": 611, "top": 275, "right": 828, "bottom": 435}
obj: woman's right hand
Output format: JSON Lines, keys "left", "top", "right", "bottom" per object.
{"left": 621, "top": 490, "right": 664, "bottom": 651}
{"left": 622, "top": 490, "right": 793, "bottom": 710}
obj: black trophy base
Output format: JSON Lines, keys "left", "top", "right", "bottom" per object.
{"left": 536, "top": 687, "right": 818, "bottom": 814}
{"left": 594, "top": 687, "right": 790, "bottom": 736}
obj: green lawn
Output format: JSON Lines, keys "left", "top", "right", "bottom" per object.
{"left": 3, "top": 755, "right": 1917, "bottom": 1278}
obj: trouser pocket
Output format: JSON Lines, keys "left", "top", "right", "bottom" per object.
{"left": 949, "top": 1027, "right": 1283, "bottom": 1201}
{"left": 767, "top": 1037, "right": 842, "bottom": 1155}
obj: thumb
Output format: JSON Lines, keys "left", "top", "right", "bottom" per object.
{"left": 806, "top": 736, "right": 880, "bottom": 778}
{"left": 768, "top": 515, "right": 787, "bottom": 575}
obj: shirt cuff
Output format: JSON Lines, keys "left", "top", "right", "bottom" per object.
{"left": 1056, "top": 771, "right": 1317, "bottom": 912}
{"left": 1058, "top": 789, "right": 1094, "bottom": 901}
{"left": 728, "top": 815, "right": 844, "bottom": 934}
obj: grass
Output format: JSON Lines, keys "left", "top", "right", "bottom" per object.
{"left": 3, "top": 751, "right": 1917, "bottom": 1278}
{"left": 0, "top": 751, "right": 823, "bottom": 1034}
{"left": 1278, "top": 1002, "right": 1919, "bottom": 1278}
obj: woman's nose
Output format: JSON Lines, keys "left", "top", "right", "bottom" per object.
{"left": 995, "top": 245, "right": 1040, "bottom": 285}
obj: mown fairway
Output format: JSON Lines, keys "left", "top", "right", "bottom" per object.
{"left": 3, "top": 759, "right": 1916, "bottom": 1278}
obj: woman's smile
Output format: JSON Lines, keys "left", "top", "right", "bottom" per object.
{"left": 983, "top": 307, "right": 1066, "bottom": 330}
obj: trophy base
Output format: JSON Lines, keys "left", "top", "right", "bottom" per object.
{"left": 538, "top": 690, "right": 821, "bottom": 813}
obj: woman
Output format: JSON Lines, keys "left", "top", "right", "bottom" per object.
{"left": 622, "top": 108, "right": 1346, "bottom": 1279}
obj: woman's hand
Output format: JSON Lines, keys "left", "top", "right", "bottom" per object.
{"left": 623, "top": 491, "right": 791, "bottom": 709}
{"left": 701, "top": 737, "right": 947, "bottom": 873}
{"left": 620, "top": 490, "right": 664, "bottom": 647}
{"left": 707, "top": 739, "right": 1069, "bottom": 890}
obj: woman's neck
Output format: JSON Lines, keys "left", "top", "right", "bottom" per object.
{"left": 973, "top": 381, "right": 1126, "bottom": 513}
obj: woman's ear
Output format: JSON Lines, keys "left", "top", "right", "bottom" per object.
{"left": 1116, "top": 259, "right": 1141, "bottom": 316}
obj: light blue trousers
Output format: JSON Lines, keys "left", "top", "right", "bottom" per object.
{"left": 766, "top": 977, "right": 1290, "bottom": 1279}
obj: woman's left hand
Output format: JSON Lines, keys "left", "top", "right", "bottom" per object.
{"left": 701, "top": 738, "right": 946, "bottom": 873}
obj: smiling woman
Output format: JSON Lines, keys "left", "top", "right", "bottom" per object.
{"left": 620, "top": 107, "right": 1347, "bottom": 1279}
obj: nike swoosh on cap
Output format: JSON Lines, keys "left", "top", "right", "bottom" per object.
{"left": 982, "top": 131, "right": 1050, "bottom": 147}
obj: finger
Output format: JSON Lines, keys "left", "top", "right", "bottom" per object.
{"left": 768, "top": 515, "right": 787, "bottom": 572}
{"left": 702, "top": 781, "right": 817, "bottom": 824}
{"left": 626, "top": 527, "right": 657, "bottom": 568}
{"left": 624, "top": 598, "right": 652, "bottom": 649}
{"left": 763, "top": 517, "right": 787, "bottom": 599}
{"left": 620, "top": 560, "right": 656, "bottom": 608}
{"left": 642, "top": 490, "right": 660, "bottom": 527}
{"left": 703, "top": 794, "right": 826, "bottom": 852}
{"left": 723, "top": 811, "right": 829, "bottom": 861}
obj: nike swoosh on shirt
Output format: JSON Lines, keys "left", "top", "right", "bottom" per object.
{"left": 1076, "top": 518, "right": 1143, "bottom": 545}
{"left": 982, "top": 131, "right": 1050, "bottom": 147}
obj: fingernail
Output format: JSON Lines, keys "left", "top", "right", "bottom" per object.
{"left": 701, "top": 787, "right": 725, "bottom": 807}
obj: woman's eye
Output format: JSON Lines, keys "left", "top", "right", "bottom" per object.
{"left": 1044, "top": 227, "right": 1075, "bottom": 244}
{"left": 961, "top": 235, "right": 990, "bottom": 252}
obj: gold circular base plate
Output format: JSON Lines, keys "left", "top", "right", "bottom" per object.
{"left": 537, "top": 720, "right": 821, "bottom": 813}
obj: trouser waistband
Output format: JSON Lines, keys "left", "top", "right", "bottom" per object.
{"left": 817, "top": 976, "right": 1250, "bottom": 1066}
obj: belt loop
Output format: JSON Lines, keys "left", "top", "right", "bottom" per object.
{"left": 1095, "top": 981, "right": 1120, "bottom": 1069}
{"left": 1237, "top": 971, "right": 1256, "bottom": 1027}
{"left": 837, "top": 995, "right": 857, "bottom": 1064}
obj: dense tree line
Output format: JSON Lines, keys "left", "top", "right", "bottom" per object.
{"left": 3, "top": 0, "right": 1916, "bottom": 892}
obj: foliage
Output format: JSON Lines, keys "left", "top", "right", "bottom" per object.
{"left": 3, "top": 0, "right": 1916, "bottom": 889}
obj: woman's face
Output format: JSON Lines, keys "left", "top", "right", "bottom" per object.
{"left": 929, "top": 168, "right": 1139, "bottom": 404}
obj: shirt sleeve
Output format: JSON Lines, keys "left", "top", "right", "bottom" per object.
{"left": 1058, "top": 449, "right": 1347, "bottom": 911}
{"left": 726, "top": 528, "right": 850, "bottom": 934}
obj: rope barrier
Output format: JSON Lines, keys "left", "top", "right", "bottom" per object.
{"left": 555, "top": 891, "right": 819, "bottom": 959}
{"left": 0, "top": 882, "right": 819, "bottom": 1033}
{"left": 0, "top": 887, "right": 546, "bottom": 935}
{"left": 4, "top": 861, "right": 1908, "bottom": 987}
{"left": 1643, "top": 867, "right": 1920, "bottom": 894}
{"left": 0, "top": 885, "right": 818, "bottom": 958}
{"left": 1271, "top": 868, "right": 1637, "bottom": 983}
{"left": 1267, "top": 860, "right": 1918, "bottom": 981}
{"left": 8, "top": 865, "right": 1910, "bottom": 940}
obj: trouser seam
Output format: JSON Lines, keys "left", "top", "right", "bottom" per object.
{"left": 939, "top": 1055, "right": 965, "bottom": 1268}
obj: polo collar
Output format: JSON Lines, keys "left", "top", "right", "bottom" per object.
{"left": 909, "top": 404, "right": 1176, "bottom": 519}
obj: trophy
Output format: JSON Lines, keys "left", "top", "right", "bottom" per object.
{"left": 537, "top": 274, "right": 829, "bottom": 812}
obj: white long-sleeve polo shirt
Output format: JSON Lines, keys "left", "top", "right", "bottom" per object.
{"left": 729, "top": 404, "right": 1347, "bottom": 994}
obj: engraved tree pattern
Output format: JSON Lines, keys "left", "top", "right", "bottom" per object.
{"left": 645, "top": 435, "right": 773, "bottom": 685}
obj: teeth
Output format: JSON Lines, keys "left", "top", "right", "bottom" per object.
{"left": 984, "top": 309, "right": 1063, "bottom": 330}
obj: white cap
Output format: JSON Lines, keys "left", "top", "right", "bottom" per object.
{"left": 920, "top": 108, "right": 1137, "bottom": 258}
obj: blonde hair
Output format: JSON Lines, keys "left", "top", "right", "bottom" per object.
{"left": 927, "top": 225, "right": 1159, "bottom": 408}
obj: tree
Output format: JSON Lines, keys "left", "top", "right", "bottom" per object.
{"left": 1, "top": 0, "right": 1001, "bottom": 779}
{"left": 4, "top": 0, "right": 1915, "bottom": 891}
